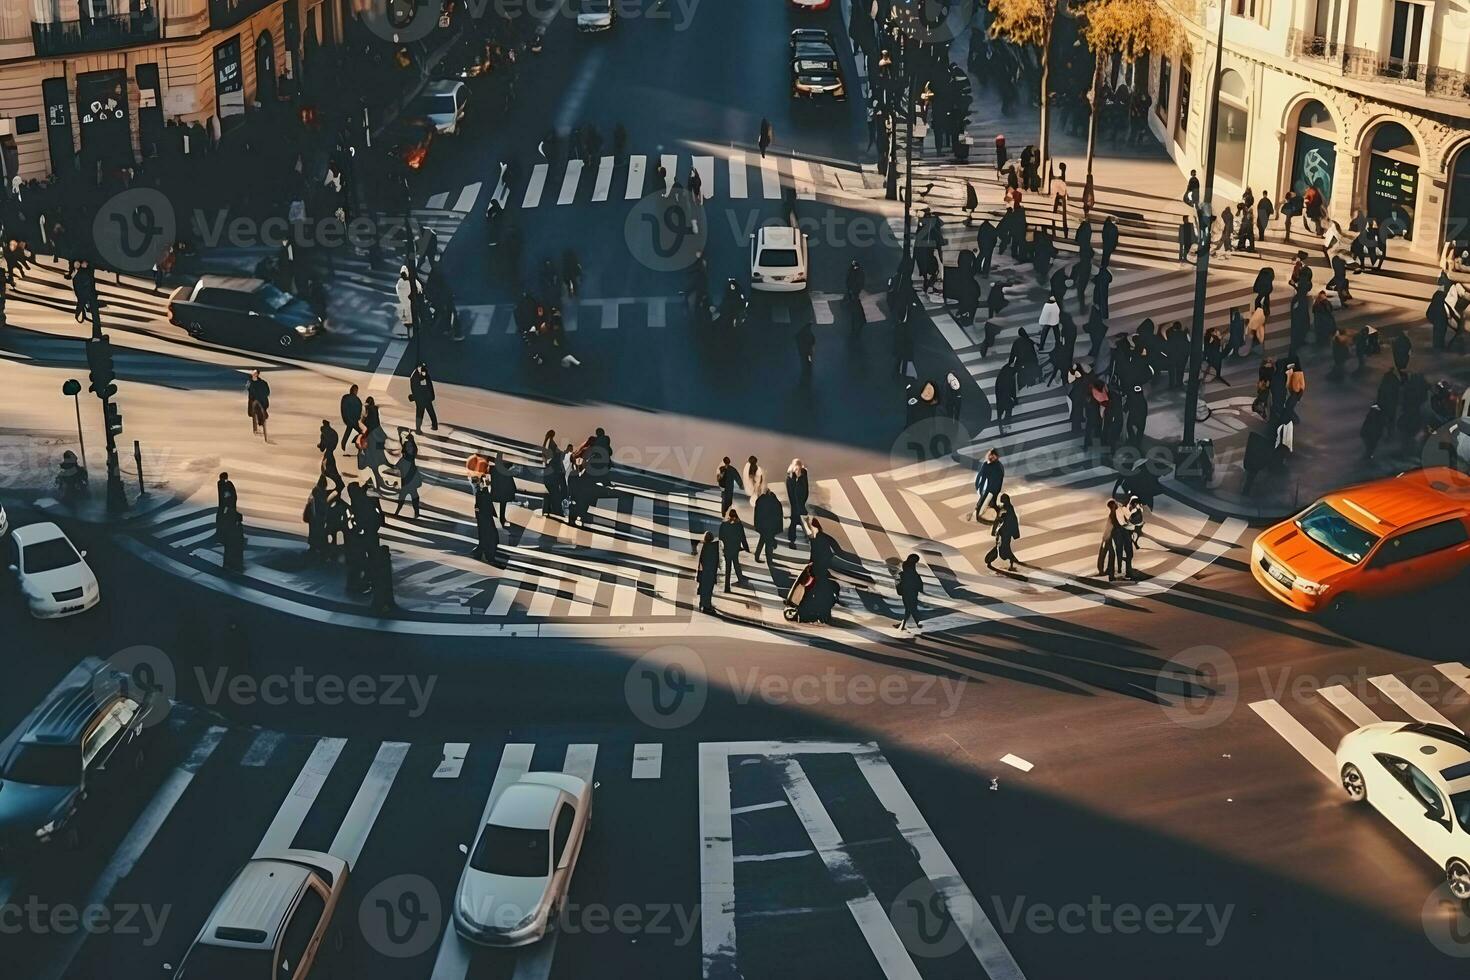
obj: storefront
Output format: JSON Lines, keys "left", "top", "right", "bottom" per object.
{"left": 1215, "top": 70, "right": 1248, "bottom": 186}
{"left": 1363, "top": 122, "right": 1421, "bottom": 240}
{"left": 76, "top": 69, "right": 131, "bottom": 172}
{"left": 1447, "top": 146, "right": 1470, "bottom": 246}
{"left": 214, "top": 35, "right": 246, "bottom": 127}
{"left": 1289, "top": 99, "right": 1338, "bottom": 202}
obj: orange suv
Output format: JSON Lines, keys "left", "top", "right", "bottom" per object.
{"left": 1251, "top": 467, "right": 1470, "bottom": 614}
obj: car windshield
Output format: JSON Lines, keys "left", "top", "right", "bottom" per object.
{"left": 3, "top": 741, "right": 79, "bottom": 786}
{"left": 469, "top": 823, "right": 550, "bottom": 877}
{"left": 177, "top": 942, "right": 272, "bottom": 980}
{"left": 759, "top": 248, "right": 800, "bottom": 268}
{"left": 798, "top": 60, "right": 837, "bottom": 73}
{"left": 22, "top": 537, "right": 81, "bottom": 573}
{"left": 1295, "top": 502, "right": 1378, "bottom": 565}
{"left": 418, "top": 93, "right": 459, "bottom": 115}
{"left": 1453, "top": 790, "right": 1470, "bottom": 834}
{"left": 255, "top": 284, "right": 294, "bottom": 312}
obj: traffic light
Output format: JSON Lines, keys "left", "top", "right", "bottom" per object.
{"left": 104, "top": 402, "right": 123, "bottom": 436}
{"left": 86, "top": 335, "right": 115, "bottom": 395}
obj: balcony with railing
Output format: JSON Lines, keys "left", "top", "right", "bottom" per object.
{"left": 31, "top": 7, "right": 159, "bottom": 56}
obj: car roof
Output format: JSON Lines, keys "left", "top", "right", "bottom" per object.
{"left": 757, "top": 226, "right": 800, "bottom": 248}
{"left": 201, "top": 858, "right": 314, "bottom": 949}
{"left": 11, "top": 521, "right": 68, "bottom": 547}
{"left": 790, "top": 28, "right": 831, "bottom": 42}
{"left": 20, "top": 682, "right": 113, "bottom": 747}
{"left": 793, "top": 43, "right": 837, "bottom": 58}
{"left": 1321, "top": 467, "right": 1470, "bottom": 533}
{"left": 196, "top": 276, "right": 265, "bottom": 294}
{"left": 424, "top": 79, "right": 463, "bottom": 95}
{"left": 489, "top": 780, "right": 563, "bottom": 830}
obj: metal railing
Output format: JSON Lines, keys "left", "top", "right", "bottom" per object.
{"left": 1288, "top": 28, "right": 1342, "bottom": 64}
{"left": 31, "top": 9, "right": 158, "bottom": 56}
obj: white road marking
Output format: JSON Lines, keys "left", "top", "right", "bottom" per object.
{"left": 558, "top": 159, "right": 584, "bottom": 205}
{"left": 790, "top": 158, "right": 816, "bottom": 199}
{"left": 728, "top": 152, "right": 748, "bottom": 198}
{"left": 592, "top": 156, "right": 614, "bottom": 201}
{"left": 1249, "top": 699, "right": 1335, "bottom": 780}
{"left": 660, "top": 153, "right": 678, "bottom": 194}
{"left": 999, "top": 753, "right": 1033, "bottom": 772}
{"left": 524, "top": 163, "right": 549, "bottom": 208}
{"left": 694, "top": 154, "right": 714, "bottom": 200}
{"left": 330, "top": 741, "right": 410, "bottom": 866}
{"left": 241, "top": 729, "right": 285, "bottom": 767}
{"left": 626, "top": 154, "right": 647, "bottom": 198}
{"left": 254, "top": 737, "right": 347, "bottom": 857}
{"left": 810, "top": 292, "right": 834, "bottom": 324}
{"left": 760, "top": 155, "right": 781, "bottom": 199}
{"left": 1370, "top": 674, "right": 1460, "bottom": 730}
{"left": 699, "top": 743, "right": 738, "bottom": 980}
{"left": 730, "top": 799, "right": 788, "bottom": 815}
{"left": 452, "top": 182, "right": 481, "bottom": 213}
{"left": 436, "top": 742, "right": 471, "bottom": 778}
{"left": 563, "top": 743, "right": 598, "bottom": 783}
{"left": 369, "top": 339, "right": 409, "bottom": 392}
{"left": 632, "top": 743, "right": 663, "bottom": 779}
{"left": 647, "top": 295, "right": 666, "bottom": 328}
{"left": 426, "top": 191, "right": 449, "bottom": 209}
{"left": 469, "top": 305, "right": 497, "bottom": 336}
{"left": 1317, "top": 685, "right": 1382, "bottom": 728}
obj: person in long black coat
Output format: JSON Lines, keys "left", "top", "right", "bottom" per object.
{"left": 473, "top": 479, "right": 500, "bottom": 563}
{"left": 976, "top": 220, "right": 997, "bottom": 274}
{"left": 489, "top": 454, "right": 518, "bottom": 526}
{"left": 696, "top": 532, "right": 719, "bottom": 613}
{"left": 986, "top": 281, "right": 1009, "bottom": 323}
{"left": 984, "top": 494, "right": 1020, "bottom": 571}
{"left": 1100, "top": 216, "right": 1120, "bottom": 268}
{"left": 1288, "top": 292, "right": 1311, "bottom": 355}
{"left": 1429, "top": 289, "right": 1452, "bottom": 349}
{"left": 221, "top": 510, "right": 246, "bottom": 571}
{"left": 1092, "top": 266, "right": 1112, "bottom": 318}
{"left": 894, "top": 553, "right": 923, "bottom": 631}
{"left": 567, "top": 461, "right": 597, "bottom": 528}
{"left": 304, "top": 479, "right": 330, "bottom": 556}
{"left": 717, "top": 509, "right": 751, "bottom": 591}
{"left": 1009, "top": 328, "right": 1039, "bottom": 388}
{"left": 785, "top": 460, "right": 809, "bottom": 545}
{"left": 542, "top": 447, "right": 567, "bottom": 517}
{"left": 994, "top": 357, "right": 1020, "bottom": 426}
{"left": 1085, "top": 304, "right": 1108, "bottom": 360}
{"left": 753, "top": 489, "right": 783, "bottom": 562}
{"left": 369, "top": 544, "right": 395, "bottom": 614}
{"left": 1253, "top": 266, "right": 1274, "bottom": 319}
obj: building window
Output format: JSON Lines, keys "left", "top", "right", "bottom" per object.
{"left": 1176, "top": 59, "right": 1192, "bottom": 142}
{"left": 1156, "top": 57, "right": 1171, "bottom": 122}
{"left": 1388, "top": 0, "right": 1427, "bottom": 78}
{"left": 1232, "top": 0, "right": 1268, "bottom": 23}
{"left": 1215, "top": 70, "right": 1248, "bottom": 184}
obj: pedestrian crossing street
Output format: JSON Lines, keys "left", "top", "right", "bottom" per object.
{"left": 1250, "top": 661, "right": 1470, "bottom": 785}
{"left": 0, "top": 254, "right": 391, "bottom": 372}
{"left": 22, "top": 716, "right": 1021, "bottom": 980}
{"left": 419, "top": 151, "right": 876, "bottom": 214}
{"left": 127, "top": 396, "right": 1246, "bottom": 632}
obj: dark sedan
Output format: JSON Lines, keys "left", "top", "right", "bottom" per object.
{"left": 790, "top": 34, "right": 846, "bottom": 101}
{"left": 167, "top": 276, "right": 326, "bottom": 350}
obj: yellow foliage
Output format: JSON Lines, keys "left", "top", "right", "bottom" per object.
{"left": 987, "top": 0, "right": 1059, "bottom": 48}
{"left": 1079, "top": 0, "right": 1180, "bottom": 61}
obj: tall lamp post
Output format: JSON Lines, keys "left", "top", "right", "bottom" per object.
{"left": 1181, "top": 0, "right": 1227, "bottom": 448}
{"left": 399, "top": 172, "right": 423, "bottom": 368}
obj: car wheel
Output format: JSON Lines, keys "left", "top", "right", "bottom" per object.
{"left": 186, "top": 321, "right": 207, "bottom": 339}
{"left": 1448, "top": 859, "right": 1470, "bottom": 900}
{"left": 1327, "top": 592, "right": 1355, "bottom": 617}
{"left": 1340, "top": 762, "right": 1366, "bottom": 802}
{"left": 783, "top": 607, "right": 798, "bottom": 621}
{"left": 277, "top": 332, "right": 295, "bottom": 349}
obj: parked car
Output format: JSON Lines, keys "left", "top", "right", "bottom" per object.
{"left": 790, "top": 30, "right": 846, "bottom": 101}
{"left": 176, "top": 850, "right": 349, "bottom": 979}
{"left": 577, "top": 0, "right": 614, "bottom": 31}
{"left": 4, "top": 521, "right": 99, "bottom": 618}
{"left": 453, "top": 772, "right": 593, "bottom": 946}
{"left": 0, "top": 674, "right": 161, "bottom": 858}
{"left": 168, "top": 276, "right": 325, "bottom": 350}
{"left": 414, "top": 79, "right": 469, "bottom": 136}
{"left": 1251, "top": 467, "right": 1470, "bottom": 614}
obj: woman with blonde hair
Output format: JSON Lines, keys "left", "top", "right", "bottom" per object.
{"left": 785, "top": 458, "right": 809, "bottom": 544}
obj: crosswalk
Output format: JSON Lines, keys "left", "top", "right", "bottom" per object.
{"left": 12, "top": 712, "right": 1024, "bottom": 980}
{"left": 420, "top": 151, "right": 876, "bottom": 214}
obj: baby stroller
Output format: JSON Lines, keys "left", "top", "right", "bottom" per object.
{"left": 783, "top": 563, "right": 840, "bottom": 623}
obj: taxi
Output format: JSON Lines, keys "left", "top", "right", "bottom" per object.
{"left": 1251, "top": 467, "right": 1470, "bottom": 614}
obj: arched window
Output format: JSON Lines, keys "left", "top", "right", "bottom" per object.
{"left": 1290, "top": 99, "right": 1338, "bottom": 202}
{"left": 1215, "top": 69, "right": 1248, "bottom": 183}
{"left": 1363, "top": 121, "right": 1422, "bottom": 240}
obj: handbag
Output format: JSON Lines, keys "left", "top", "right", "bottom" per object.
{"left": 356, "top": 432, "right": 369, "bottom": 450}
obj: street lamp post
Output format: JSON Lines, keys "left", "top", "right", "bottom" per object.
{"left": 1181, "top": 0, "right": 1227, "bottom": 449}
{"left": 400, "top": 173, "right": 423, "bottom": 368}
{"left": 61, "top": 378, "right": 86, "bottom": 473}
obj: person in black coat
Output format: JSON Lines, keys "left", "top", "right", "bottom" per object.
{"left": 753, "top": 489, "right": 783, "bottom": 562}
{"left": 473, "top": 479, "right": 500, "bottom": 563}
{"left": 1009, "top": 328, "right": 1039, "bottom": 387}
{"left": 489, "top": 453, "right": 518, "bottom": 526}
{"left": 1288, "top": 292, "right": 1311, "bottom": 356}
{"left": 216, "top": 471, "right": 238, "bottom": 542}
{"left": 542, "top": 446, "right": 567, "bottom": 518}
{"left": 717, "top": 509, "right": 751, "bottom": 591}
{"left": 1124, "top": 385, "right": 1149, "bottom": 447}
{"left": 1164, "top": 323, "right": 1188, "bottom": 388}
{"left": 894, "top": 553, "right": 923, "bottom": 632}
{"left": 986, "top": 281, "right": 1009, "bottom": 322}
{"left": 567, "top": 460, "right": 597, "bottom": 528}
{"left": 1085, "top": 304, "right": 1108, "bottom": 360}
{"left": 984, "top": 494, "right": 1020, "bottom": 571}
{"left": 1100, "top": 216, "right": 1120, "bottom": 268}
{"left": 808, "top": 517, "right": 837, "bottom": 582}
{"left": 369, "top": 544, "right": 395, "bottom": 613}
{"left": 339, "top": 384, "right": 363, "bottom": 453}
{"left": 221, "top": 509, "right": 246, "bottom": 572}
{"left": 1360, "top": 403, "right": 1386, "bottom": 458}
{"left": 1253, "top": 266, "right": 1274, "bottom": 319}
{"left": 1429, "top": 289, "right": 1452, "bottom": 350}
{"left": 1177, "top": 216, "right": 1194, "bottom": 264}
{"left": 785, "top": 460, "right": 809, "bottom": 544}
{"left": 993, "top": 358, "right": 1020, "bottom": 426}
{"left": 976, "top": 219, "right": 997, "bottom": 274}
{"left": 696, "top": 532, "right": 719, "bottom": 613}
{"left": 1391, "top": 331, "right": 1412, "bottom": 371}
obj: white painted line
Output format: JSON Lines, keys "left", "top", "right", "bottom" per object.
{"left": 524, "top": 163, "right": 549, "bottom": 208}
{"left": 594, "top": 297, "right": 626, "bottom": 329}
{"left": 694, "top": 155, "right": 714, "bottom": 200}
{"left": 436, "top": 742, "right": 471, "bottom": 778}
{"left": 1370, "top": 675, "right": 1461, "bottom": 730}
{"left": 469, "top": 305, "right": 496, "bottom": 336}
{"left": 861, "top": 292, "right": 884, "bottom": 322}
{"left": 1435, "top": 662, "right": 1470, "bottom": 699}
{"left": 369, "top": 339, "right": 409, "bottom": 393}
{"left": 647, "top": 295, "right": 666, "bottom": 328}
{"left": 999, "top": 753, "right": 1033, "bottom": 773}
{"left": 426, "top": 191, "right": 449, "bottom": 210}
{"left": 452, "top": 182, "right": 481, "bottom": 213}
{"left": 733, "top": 848, "right": 814, "bottom": 863}
{"left": 855, "top": 749, "right": 1027, "bottom": 980}
{"left": 790, "top": 158, "right": 816, "bottom": 199}
{"left": 660, "top": 153, "right": 678, "bottom": 194}
{"left": 429, "top": 743, "right": 535, "bottom": 980}
{"left": 557, "top": 159, "right": 584, "bottom": 205}
{"left": 255, "top": 737, "right": 347, "bottom": 857}
{"left": 823, "top": 482, "right": 885, "bottom": 562}
{"left": 510, "top": 935, "right": 558, "bottom": 980}
{"left": 728, "top": 152, "right": 748, "bottom": 199}
{"left": 570, "top": 571, "right": 600, "bottom": 615}
{"left": 632, "top": 743, "right": 663, "bottom": 779}
{"left": 730, "top": 799, "right": 788, "bottom": 815}
{"left": 330, "top": 741, "right": 410, "bottom": 866}
{"left": 899, "top": 488, "right": 948, "bottom": 541}
{"left": 811, "top": 293, "right": 834, "bottom": 324}
{"left": 564, "top": 743, "right": 598, "bottom": 784}
{"left": 626, "top": 154, "right": 647, "bottom": 199}
{"left": 610, "top": 575, "right": 638, "bottom": 617}
{"left": 760, "top": 155, "right": 781, "bottom": 199}
{"left": 1317, "top": 685, "right": 1382, "bottom": 728}
{"left": 777, "top": 756, "right": 923, "bottom": 980}
{"left": 1249, "top": 700, "right": 1335, "bottom": 781}
{"left": 699, "top": 743, "right": 737, "bottom": 980}
{"left": 932, "top": 312, "right": 973, "bottom": 350}
{"left": 592, "top": 156, "right": 614, "bottom": 201}
{"left": 34, "top": 726, "right": 227, "bottom": 980}
{"left": 241, "top": 729, "right": 285, "bottom": 767}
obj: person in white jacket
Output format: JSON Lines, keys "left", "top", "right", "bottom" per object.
{"left": 744, "top": 456, "right": 767, "bottom": 502}
{"left": 1037, "top": 293, "right": 1061, "bottom": 352}
{"left": 394, "top": 266, "right": 415, "bottom": 338}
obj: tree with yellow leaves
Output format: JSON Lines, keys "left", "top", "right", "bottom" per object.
{"left": 987, "top": 0, "right": 1060, "bottom": 179}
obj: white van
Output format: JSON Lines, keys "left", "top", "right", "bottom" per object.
{"left": 749, "top": 225, "right": 809, "bottom": 292}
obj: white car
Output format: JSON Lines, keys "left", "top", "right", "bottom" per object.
{"left": 0, "top": 504, "right": 8, "bottom": 538}
{"left": 5, "top": 522, "right": 99, "bottom": 619}
{"left": 577, "top": 0, "right": 614, "bottom": 31}
{"left": 1336, "top": 721, "right": 1470, "bottom": 898}
{"left": 415, "top": 80, "right": 468, "bottom": 136}
{"left": 453, "top": 772, "right": 592, "bottom": 945}
{"left": 749, "top": 225, "right": 809, "bottom": 292}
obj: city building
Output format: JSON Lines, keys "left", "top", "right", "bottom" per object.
{"left": 0, "top": 0, "right": 353, "bottom": 181}
{"left": 1145, "top": 0, "right": 1470, "bottom": 252}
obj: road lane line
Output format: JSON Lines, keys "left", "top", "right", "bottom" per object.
{"left": 1317, "top": 686, "right": 1382, "bottom": 728}
{"left": 1249, "top": 700, "right": 1336, "bottom": 780}
{"left": 626, "top": 154, "right": 647, "bottom": 198}
{"left": 429, "top": 743, "right": 535, "bottom": 980}
{"left": 592, "top": 156, "right": 614, "bottom": 201}
{"left": 329, "top": 741, "right": 410, "bottom": 866}
{"left": 694, "top": 155, "right": 714, "bottom": 199}
{"left": 728, "top": 152, "right": 748, "bottom": 198}
{"left": 660, "top": 153, "right": 678, "bottom": 194}
{"left": 810, "top": 292, "right": 834, "bottom": 324}
{"left": 647, "top": 295, "right": 666, "bottom": 328}
{"left": 524, "top": 164, "right": 549, "bottom": 208}
{"left": 698, "top": 744, "right": 737, "bottom": 980}
{"left": 452, "top": 182, "right": 481, "bottom": 213}
{"left": 760, "top": 155, "right": 781, "bottom": 199}
{"left": 255, "top": 737, "right": 348, "bottom": 857}
{"left": 425, "top": 191, "right": 449, "bottom": 209}
{"left": 436, "top": 742, "right": 470, "bottom": 779}
{"left": 369, "top": 338, "right": 409, "bottom": 392}
{"left": 1370, "top": 674, "right": 1460, "bottom": 730}
{"left": 790, "top": 158, "right": 816, "bottom": 199}
{"left": 557, "top": 159, "right": 584, "bottom": 205}
{"left": 632, "top": 743, "right": 662, "bottom": 779}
